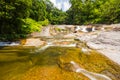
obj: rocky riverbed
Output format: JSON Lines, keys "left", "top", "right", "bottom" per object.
{"left": 0, "top": 24, "right": 120, "bottom": 80}
{"left": 87, "top": 31, "right": 120, "bottom": 65}
{"left": 75, "top": 28, "right": 120, "bottom": 65}
{"left": 0, "top": 24, "right": 120, "bottom": 66}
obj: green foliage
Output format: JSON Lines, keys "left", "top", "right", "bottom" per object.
{"left": 0, "top": 0, "right": 32, "bottom": 33}
{"left": 67, "top": 0, "right": 120, "bottom": 24}
{"left": 38, "top": 19, "right": 49, "bottom": 26}
{"left": 30, "top": 0, "right": 47, "bottom": 21}
{"left": 0, "top": 0, "right": 32, "bottom": 41}
{"left": 21, "top": 18, "right": 42, "bottom": 34}
{"left": 0, "top": 34, "right": 27, "bottom": 41}
{"left": 0, "top": 0, "right": 49, "bottom": 41}
{"left": 49, "top": 8, "right": 67, "bottom": 24}
{"left": 0, "top": 0, "right": 120, "bottom": 41}
{"left": 99, "top": 0, "right": 120, "bottom": 24}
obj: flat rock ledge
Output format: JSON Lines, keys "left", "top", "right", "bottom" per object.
{"left": 22, "top": 38, "right": 45, "bottom": 47}
{"left": 77, "top": 31, "right": 120, "bottom": 65}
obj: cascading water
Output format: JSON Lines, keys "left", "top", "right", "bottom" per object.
{"left": 34, "top": 39, "right": 76, "bottom": 52}
{"left": 70, "top": 61, "right": 111, "bottom": 80}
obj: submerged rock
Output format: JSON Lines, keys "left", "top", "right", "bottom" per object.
{"left": 101, "top": 70, "right": 117, "bottom": 80}
{"left": 70, "top": 61, "right": 112, "bottom": 80}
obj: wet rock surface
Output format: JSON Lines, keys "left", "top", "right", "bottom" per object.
{"left": 101, "top": 70, "right": 120, "bottom": 80}
{"left": 1, "top": 24, "right": 120, "bottom": 66}
{"left": 0, "top": 24, "right": 120, "bottom": 80}
{"left": 86, "top": 31, "right": 120, "bottom": 65}
{"left": 23, "top": 38, "right": 45, "bottom": 47}
{"left": 72, "top": 24, "right": 120, "bottom": 65}
{"left": 76, "top": 30, "right": 120, "bottom": 65}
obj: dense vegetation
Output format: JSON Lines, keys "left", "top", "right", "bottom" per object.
{"left": 0, "top": 0, "right": 120, "bottom": 41}
{"left": 0, "top": 0, "right": 66, "bottom": 40}
{"left": 67, "top": 0, "right": 120, "bottom": 24}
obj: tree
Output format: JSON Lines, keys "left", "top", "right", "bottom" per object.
{"left": 0, "top": 0, "right": 32, "bottom": 34}
{"left": 67, "top": 0, "right": 95, "bottom": 24}
{"left": 67, "top": 0, "right": 120, "bottom": 24}
{"left": 30, "top": 0, "right": 47, "bottom": 21}
{"left": 99, "top": 0, "right": 120, "bottom": 24}
{"left": 48, "top": 8, "right": 67, "bottom": 24}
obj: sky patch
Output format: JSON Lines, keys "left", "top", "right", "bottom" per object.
{"left": 50, "top": 0, "right": 71, "bottom": 11}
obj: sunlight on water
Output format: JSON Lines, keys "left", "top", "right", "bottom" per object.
{"left": 0, "top": 46, "right": 120, "bottom": 80}
{"left": 70, "top": 61, "right": 111, "bottom": 80}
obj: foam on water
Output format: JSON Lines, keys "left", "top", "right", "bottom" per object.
{"left": 0, "top": 42, "right": 20, "bottom": 46}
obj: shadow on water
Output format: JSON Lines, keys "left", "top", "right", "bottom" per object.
{"left": 0, "top": 46, "right": 6, "bottom": 49}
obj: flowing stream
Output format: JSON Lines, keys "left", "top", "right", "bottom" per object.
{"left": 0, "top": 41, "right": 120, "bottom": 80}
{"left": 0, "top": 26, "right": 120, "bottom": 80}
{"left": 36, "top": 41, "right": 76, "bottom": 51}
{"left": 70, "top": 61, "right": 111, "bottom": 80}
{"left": 34, "top": 38, "right": 112, "bottom": 80}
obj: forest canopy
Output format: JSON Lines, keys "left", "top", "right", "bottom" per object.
{"left": 0, "top": 0, "right": 120, "bottom": 40}
{"left": 67, "top": 0, "right": 120, "bottom": 24}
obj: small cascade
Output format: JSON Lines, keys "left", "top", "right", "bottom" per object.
{"left": 34, "top": 42, "right": 53, "bottom": 52}
{"left": 0, "top": 42, "right": 20, "bottom": 46}
{"left": 34, "top": 40, "right": 76, "bottom": 52}
{"left": 36, "top": 43, "right": 76, "bottom": 52}
{"left": 92, "top": 27, "right": 96, "bottom": 32}
{"left": 70, "top": 61, "right": 111, "bottom": 80}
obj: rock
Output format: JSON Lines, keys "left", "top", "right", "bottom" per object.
{"left": 39, "top": 27, "right": 51, "bottom": 37}
{"left": 23, "top": 38, "right": 45, "bottom": 47}
{"left": 63, "top": 33, "right": 76, "bottom": 38}
{"left": 75, "top": 25, "right": 120, "bottom": 65}
{"left": 86, "top": 31, "right": 120, "bottom": 65}
{"left": 81, "top": 48, "right": 90, "bottom": 54}
{"left": 87, "top": 42, "right": 105, "bottom": 50}
{"left": 113, "top": 26, "right": 120, "bottom": 31}
{"left": 76, "top": 42, "right": 86, "bottom": 48}
{"left": 75, "top": 33, "right": 98, "bottom": 42}
{"left": 101, "top": 70, "right": 118, "bottom": 80}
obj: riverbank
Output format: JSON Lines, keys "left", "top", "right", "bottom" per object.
{"left": 87, "top": 31, "right": 120, "bottom": 65}
{"left": 0, "top": 24, "right": 120, "bottom": 80}
{"left": 76, "top": 30, "right": 120, "bottom": 65}
{"left": 0, "top": 24, "right": 120, "bottom": 66}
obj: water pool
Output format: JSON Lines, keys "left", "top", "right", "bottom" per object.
{"left": 0, "top": 46, "right": 120, "bottom": 80}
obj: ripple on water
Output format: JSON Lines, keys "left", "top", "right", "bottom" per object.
{"left": 0, "top": 46, "right": 120, "bottom": 80}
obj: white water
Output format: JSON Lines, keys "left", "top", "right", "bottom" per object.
{"left": 70, "top": 61, "right": 111, "bottom": 80}
{"left": 0, "top": 42, "right": 20, "bottom": 46}
{"left": 38, "top": 44, "right": 76, "bottom": 51}
{"left": 75, "top": 26, "right": 96, "bottom": 32}
{"left": 35, "top": 41, "right": 76, "bottom": 52}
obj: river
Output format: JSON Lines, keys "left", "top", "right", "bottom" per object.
{"left": 0, "top": 42, "right": 120, "bottom": 80}
{"left": 0, "top": 26, "right": 120, "bottom": 80}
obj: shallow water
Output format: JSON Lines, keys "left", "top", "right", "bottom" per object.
{"left": 70, "top": 61, "right": 111, "bottom": 80}
{"left": 0, "top": 46, "right": 120, "bottom": 80}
